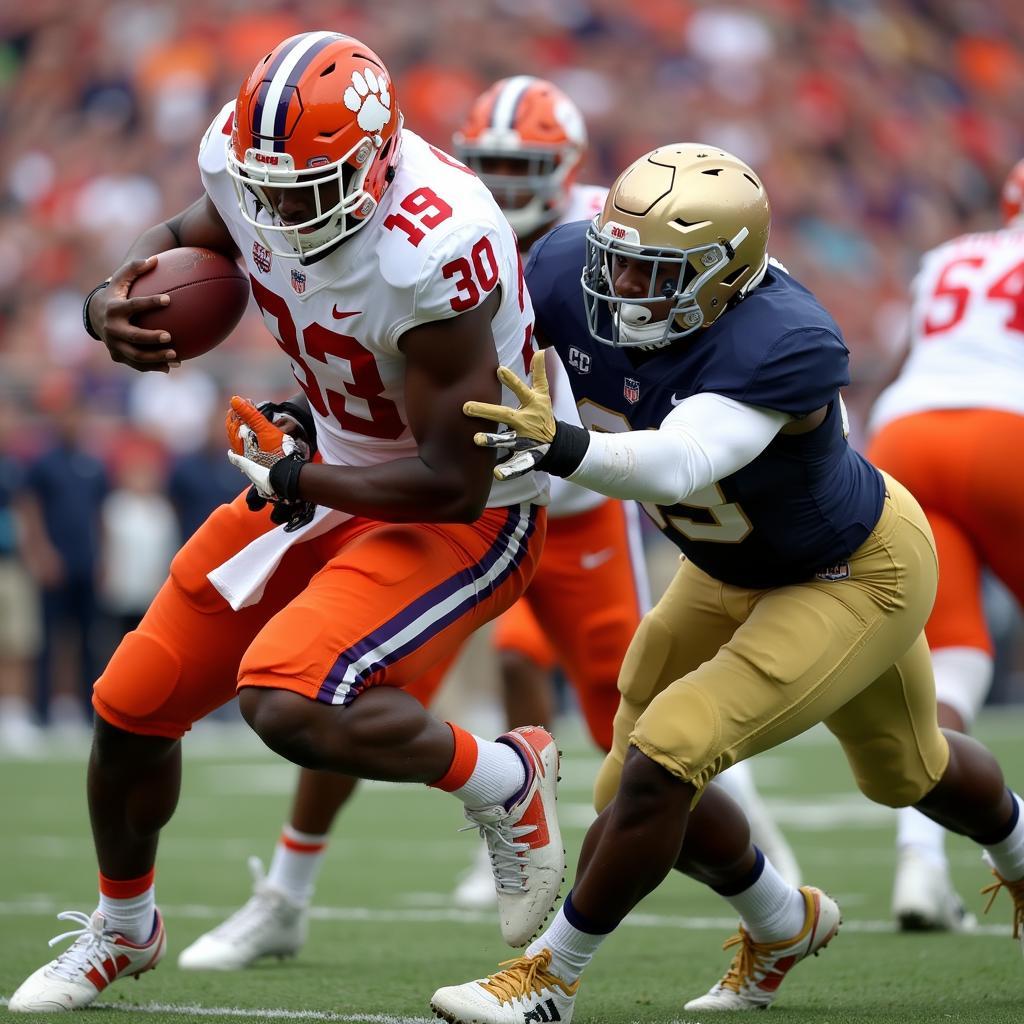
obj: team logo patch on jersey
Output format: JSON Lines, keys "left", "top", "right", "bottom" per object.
{"left": 568, "top": 347, "right": 591, "bottom": 373}
{"left": 290, "top": 269, "right": 307, "bottom": 294}
{"left": 251, "top": 242, "right": 272, "bottom": 274}
{"left": 623, "top": 378, "right": 640, "bottom": 404}
{"left": 815, "top": 562, "right": 851, "bottom": 582}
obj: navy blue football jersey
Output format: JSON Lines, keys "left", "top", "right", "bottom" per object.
{"left": 525, "top": 220, "right": 885, "bottom": 589}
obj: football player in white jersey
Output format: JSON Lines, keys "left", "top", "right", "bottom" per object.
{"left": 176, "top": 74, "right": 653, "bottom": 974}
{"left": 9, "top": 33, "right": 563, "bottom": 1014}
{"left": 867, "top": 157, "right": 1024, "bottom": 932}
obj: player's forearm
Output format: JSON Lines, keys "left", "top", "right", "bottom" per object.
{"left": 295, "top": 458, "right": 490, "bottom": 523}
{"left": 566, "top": 428, "right": 716, "bottom": 504}
{"left": 566, "top": 393, "right": 789, "bottom": 505}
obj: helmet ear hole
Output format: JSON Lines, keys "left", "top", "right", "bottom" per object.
{"left": 721, "top": 265, "right": 749, "bottom": 286}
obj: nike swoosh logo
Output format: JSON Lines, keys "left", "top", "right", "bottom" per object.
{"left": 670, "top": 393, "right": 685, "bottom": 406}
{"left": 580, "top": 548, "right": 614, "bottom": 570}
{"left": 332, "top": 306, "right": 360, "bottom": 320}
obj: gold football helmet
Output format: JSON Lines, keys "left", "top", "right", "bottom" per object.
{"left": 582, "top": 143, "right": 771, "bottom": 348}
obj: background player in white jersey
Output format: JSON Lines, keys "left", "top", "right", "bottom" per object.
{"left": 867, "top": 157, "right": 1024, "bottom": 932}
{"left": 9, "top": 33, "right": 563, "bottom": 1014}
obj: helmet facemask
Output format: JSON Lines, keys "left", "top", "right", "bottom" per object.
{"left": 455, "top": 144, "right": 568, "bottom": 236}
{"left": 583, "top": 219, "right": 757, "bottom": 349}
{"left": 227, "top": 133, "right": 389, "bottom": 263}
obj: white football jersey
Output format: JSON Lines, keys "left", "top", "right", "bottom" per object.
{"left": 544, "top": 183, "right": 609, "bottom": 518}
{"left": 199, "top": 102, "right": 546, "bottom": 510}
{"left": 870, "top": 226, "right": 1024, "bottom": 432}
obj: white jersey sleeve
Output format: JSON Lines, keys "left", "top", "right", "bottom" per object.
{"left": 870, "top": 226, "right": 1024, "bottom": 432}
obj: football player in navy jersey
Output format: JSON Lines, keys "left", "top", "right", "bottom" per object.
{"left": 431, "top": 144, "right": 1024, "bottom": 1023}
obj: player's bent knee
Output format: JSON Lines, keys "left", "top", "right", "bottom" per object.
{"left": 631, "top": 686, "right": 719, "bottom": 790}
{"left": 238, "top": 687, "right": 324, "bottom": 768}
{"left": 848, "top": 748, "right": 938, "bottom": 807}
{"left": 92, "top": 631, "right": 187, "bottom": 738}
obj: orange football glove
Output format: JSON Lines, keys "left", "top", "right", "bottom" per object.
{"left": 225, "top": 396, "right": 289, "bottom": 458}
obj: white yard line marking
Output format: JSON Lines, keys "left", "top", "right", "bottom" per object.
{"left": 0, "top": 999, "right": 431, "bottom": 1023}
{"left": 0, "top": 899, "right": 1010, "bottom": 937}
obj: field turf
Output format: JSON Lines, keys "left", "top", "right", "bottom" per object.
{"left": 2, "top": 709, "right": 1022, "bottom": 1023}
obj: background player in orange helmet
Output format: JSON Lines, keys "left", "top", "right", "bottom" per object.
{"left": 175, "top": 76, "right": 800, "bottom": 976}
{"left": 9, "top": 33, "right": 562, "bottom": 1013}
{"left": 866, "top": 156, "right": 1024, "bottom": 932}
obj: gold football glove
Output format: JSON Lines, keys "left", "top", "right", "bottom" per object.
{"left": 464, "top": 351, "right": 590, "bottom": 481}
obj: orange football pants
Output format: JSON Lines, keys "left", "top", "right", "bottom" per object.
{"left": 490, "top": 499, "right": 647, "bottom": 751}
{"left": 866, "top": 408, "right": 1024, "bottom": 654}
{"left": 93, "top": 490, "right": 545, "bottom": 739}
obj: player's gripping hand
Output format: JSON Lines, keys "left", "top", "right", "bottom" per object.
{"left": 88, "top": 256, "right": 179, "bottom": 373}
{"left": 463, "top": 350, "right": 590, "bottom": 481}
{"left": 226, "top": 397, "right": 314, "bottom": 532}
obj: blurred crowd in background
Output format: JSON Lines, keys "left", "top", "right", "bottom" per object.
{"left": 2, "top": 0, "right": 1024, "bottom": 750}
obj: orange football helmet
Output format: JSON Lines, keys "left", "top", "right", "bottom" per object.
{"left": 453, "top": 76, "right": 586, "bottom": 237}
{"left": 227, "top": 32, "right": 402, "bottom": 262}
{"left": 1001, "top": 157, "right": 1024, "bottom": 226}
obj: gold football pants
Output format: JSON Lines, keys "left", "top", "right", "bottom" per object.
{"left": 595, "top": 475, "right": 949, "bottom": 811}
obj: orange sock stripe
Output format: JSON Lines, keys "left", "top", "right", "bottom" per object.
{"left": 99, "top": 869, "right": 155, "bottom": 899}
{"left": 280, "top": 833, "right": 327, "bottom": 854}
{"left": 430, "top": 722, "right": 479, "bottom": 792}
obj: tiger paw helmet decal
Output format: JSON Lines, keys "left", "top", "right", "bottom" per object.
{"left": 344, "top": 69, "right": 392, "bottom": 139}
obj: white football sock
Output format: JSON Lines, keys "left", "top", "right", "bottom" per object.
{"left": 526, "top": 902, "right": 606, "bottom": 983}
{"left": 451, "top": 737, "right": 527, "bottom": 810}
{"left": 983, "top": 792, "right": 1024, "bottom": 882}
{"left": 97, "top": 886, "right": 156, "bottom": 944}
{"left": 721, "top": 852, "right": 806, "bottom": 943}
{"left": 266, "top": 824, "right": 328, "bottom": 905}
{"left": 897, "top": 807, "right": 948, "bottom": 868}
{"left": 931, "top": 647, "right": 993, "bottom": 727}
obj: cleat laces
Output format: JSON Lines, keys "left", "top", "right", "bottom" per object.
{"left": 480, "top": 950, "right": 564, "bottom": 1002}
{"left": 716, "top": 927, "right": 769, "bottom": 993}
{"left": 44, "top": 911, "right": 119, "bottom": 983}
{"left": 980, "top": 869, "right": 1024, "bottom": 940}
{"left": 460, "top": 811, "right": 537, "bottom": 893}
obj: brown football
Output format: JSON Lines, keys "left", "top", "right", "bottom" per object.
{"left": 129, "top": 247, "right": 250, "bottom": 360}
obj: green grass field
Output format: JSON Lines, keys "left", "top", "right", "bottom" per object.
{"left": 2, "top": 710, "right": 1023, "bottom": 1023}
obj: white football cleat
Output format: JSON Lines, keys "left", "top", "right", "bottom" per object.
{"left": 8, "top": 909, "right": 165, "bottom": 1012}
{"left": 431, "top": 949, "right": 579, "bottom": 1024}
{"left": 892, "top": 848, "right": 976, "bottom": 932}
{"left": 177, "top": 856, "right": 308, "bottom": 970}
{"left": 683, "top": 886, "right": 840, "bottom": 1012}
{"left": 453, "top": 842, "right": 500, "bottom": 911}
{"left": 463, "top": 726, "right": 564, "bottom": 947}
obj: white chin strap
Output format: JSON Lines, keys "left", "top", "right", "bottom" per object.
{"left": 617, "top": 304, "right": 672, "bottom": 347}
